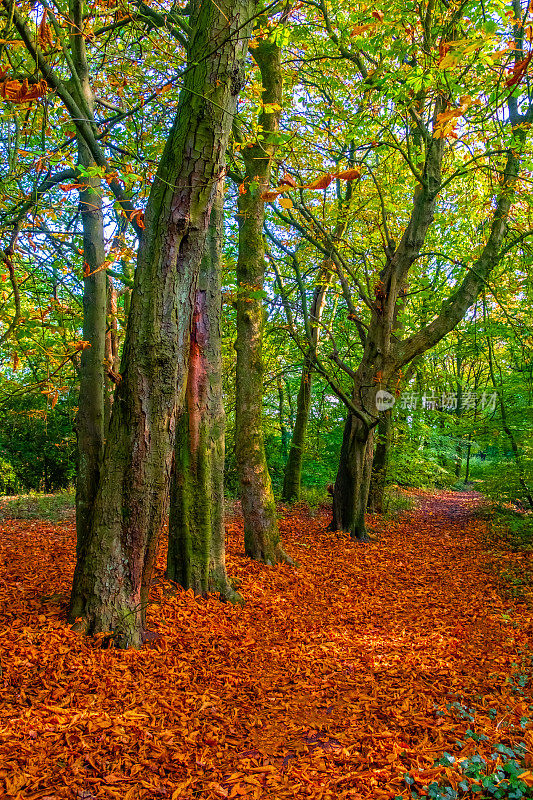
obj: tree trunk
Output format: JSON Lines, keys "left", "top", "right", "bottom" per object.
{"left": 454, "top": 380, "right": 463, "bottom": 478}
{"left": 235, "top": 39, "right": 291, "bottom": 564}
{"left": 104, "top": 275, "right": 119, "bottom": 434}
{"left": 330, "top": 414, "right": 375, "bottom": 540}
{"left": 69, "top": 0, "right": 254, "bottom": 647}
{"left": 71, "top": 4, "right": 107, "bottom": 557}
{"left": 277, "top": 377, "right": 289, "bottom": 461}
{"left": 465, "top": 435, "right": 472, "bottom": 484}
{"left": 167, "top": 195, "right": 239, "bottom": 600}
{"left": 367, "top": 409, "right": 392, "bottom": 514}
{"left": 75, "top": 163, "right": 106, "bottom": 555}
{"left": 282, "top": 356, "right": 312, "bottom": 501}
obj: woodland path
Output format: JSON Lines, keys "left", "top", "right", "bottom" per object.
{"left": 1, "top": 490, "right": 533, "bottom": 799}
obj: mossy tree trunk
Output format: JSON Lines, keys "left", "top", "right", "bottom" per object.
{"left": 75, "top": 156, "right": 106, "bottom": 556}
{"left": 167, "top": 194, "right": 239, "bottom": 599}
{"left": 282, "top": 357, "right": 313, "bottom": 503}
{"left": 235, "top": 38, "right": 291, "bottom": 564}
{"left": 69, "top": 0, "right": 254, "bottom": 647}
{"left": 277, "top": 377, "right": 289, "bottom": 462}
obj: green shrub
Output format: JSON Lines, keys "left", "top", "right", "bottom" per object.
{"left": 299, "top": 485, "right": 330, "bottom": 511}
{"left": 0, "top": 454, "right": 19, "bottom": 495}
{"left": 387, "top": 443, "right": 455, "bottom": 489}
{"left": 381, "top": 487, "right": 415, "bottom": 519}
{"left": 0, "top": 488, "right": 75, "bottom": 522}
{"left": 469, "top": 457, "right": 533, "bottom": 510}
{"left": 477, "top": 503, "right": 533, "bottom": 551}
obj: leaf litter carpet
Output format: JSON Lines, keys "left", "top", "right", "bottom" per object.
{"left": 1, "top": 491, "right": 533, "bottom": 799}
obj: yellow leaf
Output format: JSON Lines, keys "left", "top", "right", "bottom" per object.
{"left": 279, "top": 197, "right": 293, "bottom": 209}
{"left": 438, "top": 52, "right": 461, "bottom": 69}
{"left": 263, "top": 102, "right": 282, "bottom": 113}
{"left": 351, "top": 23, "right": 377, "bottom": 35}
{"left": 306, "top": 173, "right": 334, "bottom": 190}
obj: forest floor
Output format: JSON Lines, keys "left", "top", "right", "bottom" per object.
{"left": 2, "top": 490, "right": 533, "bottom": 799}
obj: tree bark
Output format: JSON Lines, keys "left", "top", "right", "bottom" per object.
{"left": 69, "top": 0, "right": 254, "bottom": 647}
{"left": 167, "top": 194, "right": 240, "bottom": 599}
{"left": 70, "top": 0, "right": 107, "bottom": 558}
{"left": 104, "top": 275, "right": 119, "bottom": 434}
{"left": 282, "top": 355, "right": 313, "bottom": 501}
{"left": 75, "top": 160, "right": 106, "bottom": 555}
{"left": 235, "top": 38, "right": 291, "bottom": 564}
{"left": 464, "top": 435, "right": 472, "bottom": 484}
{"left": 454, "top": 354, "right": 464, "bottom": 478}
{"left": 367, "top": 409, "right": 392, "bottom": 514}
{"left": 277, "top": 377, "right": 289, "bottom": 461}
{"left": 330, "top": 415, "right": 374, "bottom": 540}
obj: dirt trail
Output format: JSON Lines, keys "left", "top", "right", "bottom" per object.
{"left": 1, "top": 491, "right": 533, "bottom": 799}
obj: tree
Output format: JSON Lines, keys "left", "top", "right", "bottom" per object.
{"left": 167, "top": 192, "right": 240, "bottom": 599}
{"left": 264, "top": 0, "right": 533, "bottom": 538}
{"left": 234, "top": 35, "right": 291, "bottom": 563}
{"left": 69, "top": 0, "right": 108, "bottom": 556}
{"left": 69, "top": 0, "right": 256, "bottom": 646}
{"left": 0, "top": 0, "right": 153, "bottom": 557}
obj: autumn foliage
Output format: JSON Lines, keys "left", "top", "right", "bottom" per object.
{"left": 0, "top": 76, "right": 48, "bottom": 104}
{"left": 2, "top": 492, "right": 533, "bottom": 799}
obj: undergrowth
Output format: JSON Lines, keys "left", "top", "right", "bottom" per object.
{"left": 478, "top": 506, "right": 533, "bottom": 553}
{"left": 296, "top": 484, "right": 415, "bottom": 520}
{"left": 402, "top": 694, "right": 533, "bottom": 800}
{"left": 0, "top": 489, "right": 75, "bottom": 522}
{"left": 381, "top": 486, "right": 415, "bottom": 520}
